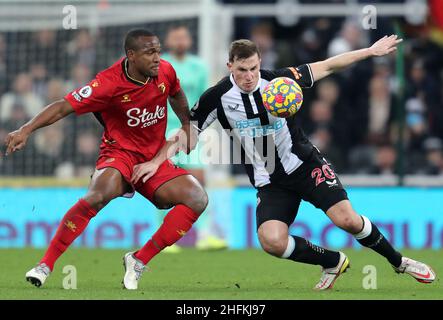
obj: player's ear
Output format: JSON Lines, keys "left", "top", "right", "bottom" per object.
{"left": 126, "top": 49, "right": 135, "bottom": 61}
{"left": 227, "top": 61, "right": 233, "bottom": 72}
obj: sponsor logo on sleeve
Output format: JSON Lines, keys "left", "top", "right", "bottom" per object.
{"left": 79, "top": 85, "right": 92, "bottom": 98}
{"left": 289, "top": 67, "right": 302, "bottom": 80}
{"left": 72, "top": 91, "right": 82, "bottom": 102}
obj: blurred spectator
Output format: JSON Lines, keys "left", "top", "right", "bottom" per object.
{"left": 305, "top": 99, "right": 334, "bottom": 135}
{"left": 348, "top": 145, "right": 376, "bottom": 174}
{"left": 0, "top": 34, "right": 6, "bottom": 96}
{"left": 0, "top": 73, "right": 44, "bottom": 122}
{"left": 316, "top": 79, "right": 339, "bottom": 106}
{"left": 405, "top": 97, "right": 428, "bottom": 153}
{"left": 46, "top": 79, "right": 66, "bottom": 104}
{"left": 406, "top": 59, "right": 439, "bottom": 107}
{"left": 163, "top": 25, "right": 227, "bottom": 251}
{"left": 73, "top": 131, "right": 100, "bottom": 177}
{"left": 28, "top": 30, "right": 58, "bottom": 75}
{"left": 421, "top": 137, "right": 443, "bottom": 175}
{"left": 34, "top": 122, "right": 65, "bottom": 159}
{"left": 65, "top": 63, "right": 92, "bottom": 93}
{"left": 8, "top": 102, "right": 29, "bottom": 126}
{"left": 367, "top": 75, "right": 393, "bottom": 144}
{"left": 250, "top": 22, "right": 293, "bottom": 69}
{"left": 294, "top": 28, "right": 322, "bottom": 64}
{"left": 162, "top": 25, "right": 208, "bottom": 107}
{"left": 327, "top": 19, "right": 368, "bottom": 57}
{"left": 373, "top": 58, "right": 393, "bottom": 79}
{"left": 309, "top": 125, "right": 344, "bottom": 172}
{"left": 369, "top": 143, "right": 398, "bottom": 175}
{"left": 66, "top": 29, "right": 96, "bottom": 73}
{"left": 30, "top": 63, "right": 48, "bottom": 99}
{"left": 430, "top": 82, "right": 443, "bottom": 140}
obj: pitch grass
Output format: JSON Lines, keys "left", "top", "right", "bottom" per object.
{"left": 0, "top": 248, "right": 441, "bottom": 300}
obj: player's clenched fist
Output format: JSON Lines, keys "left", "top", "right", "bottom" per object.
{"left": 4, "top": 127, "right": 31, "bottom": 156}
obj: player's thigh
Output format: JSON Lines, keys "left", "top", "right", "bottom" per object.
{"left": 295, "top": 150, "right": 349, "bottom": 214}
{"left": 84, "top": 167, "right": 130, "bottom": 208}
{"left": 186, "top": 168, "right": 205, "bottom": 186}
{"left": 256, "top": 184, "right": 301, "bottom": 231}
{"left": 153, "top": 174, "right": 208, "bottom": 213}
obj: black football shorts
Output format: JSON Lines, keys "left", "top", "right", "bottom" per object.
{"left": 256, "top": 149, "right": 348, "bottom": 229}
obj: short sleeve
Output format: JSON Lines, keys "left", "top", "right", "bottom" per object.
{"left": 262, "top": 64, "right": 314, "bottom": 89}
{"left": 64, "top": 75, "right": 113, "bottom": 115}
{"left": 190, "top": 86, "right": 219, "bottom": 132}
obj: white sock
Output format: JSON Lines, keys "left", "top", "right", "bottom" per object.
{"left": 281, "top": 235, "right": 295, "bottom": 258}
{"left": 354, "top": 215, "right": 372, "bottom": 240}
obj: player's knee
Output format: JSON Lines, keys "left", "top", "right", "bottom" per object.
{"left": 83, "top": 191, "right": 113, "bottom": 212}
{"left": 183, "top": 185, "right": 208, "bottom": 215}
{"left": 336, "top": 212, "right": 361, "bottom": 234}
{"left": 258, "top": 231, "right": 287, "bottom": 257}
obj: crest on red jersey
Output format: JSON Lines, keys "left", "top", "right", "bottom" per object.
{"left": 158, "top": 82, "right": 166, "bottom": 94}
{"left": 121, "top": 94, "right": 131, "bottom": 103}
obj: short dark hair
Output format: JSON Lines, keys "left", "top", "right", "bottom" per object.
{"left": 229, "top": 39, "right": 261, "bottom": 62}
{"left": 124, "top": 29, "right": 156, "bottom": 54}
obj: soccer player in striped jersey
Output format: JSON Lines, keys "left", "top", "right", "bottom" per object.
{"left": 189, "top": 36, "right": 435, "bottom": 290}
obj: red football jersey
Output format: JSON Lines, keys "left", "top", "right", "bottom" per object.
{"left": 65, "top": 57, "right": 180, "bottom": 160}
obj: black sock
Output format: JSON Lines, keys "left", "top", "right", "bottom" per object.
{"left": 287, "top": 236, "right": 340, "bottom": 269}
{"left": 357, "top": 222, "right": 402, "bottom": 268}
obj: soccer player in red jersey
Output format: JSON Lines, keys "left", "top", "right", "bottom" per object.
{"left": 4, "top": 29, "right": 207, "bottom": 290}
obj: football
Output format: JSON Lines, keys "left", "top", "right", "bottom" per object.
{"left": 262, "top": 77, "right": 303, "bottom": 118}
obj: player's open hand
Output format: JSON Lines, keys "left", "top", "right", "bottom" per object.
{"left": 131, "top": 161, "right": 160, "bottom": 184}
{"left": 369, "top": 35, "right": 403, "bottom": 57}
{"left": 3, "top": 128, "right": 30, "bottom": 156}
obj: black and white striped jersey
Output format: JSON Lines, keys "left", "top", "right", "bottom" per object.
{"left": 190, "top": 64, "right": 315, "bottom": 188}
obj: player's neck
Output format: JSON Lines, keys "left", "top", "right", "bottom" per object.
{"left": 126, "top": 61, "right": 149, "bottom": 84}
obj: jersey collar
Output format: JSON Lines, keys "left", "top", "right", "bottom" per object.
{"left": 122, "top": 58, "right": 150, "bottom": 86}
{"left": 229, "top": 72, "right": 262, "bottom": 94}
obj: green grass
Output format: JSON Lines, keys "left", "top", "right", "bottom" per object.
{"left": 0, "top": 248, "right": 442, "bottom": 300}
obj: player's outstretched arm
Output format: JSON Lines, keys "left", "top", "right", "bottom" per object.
{"left": 3, "top": 99, "right": 74, "bottom": 156}
{"left": 309, "top": 34, "right": 402, "bottom": 82}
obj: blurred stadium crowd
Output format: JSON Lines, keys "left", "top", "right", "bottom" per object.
{"left": 0, "top": 2, "right": 443, "bottom": 177}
